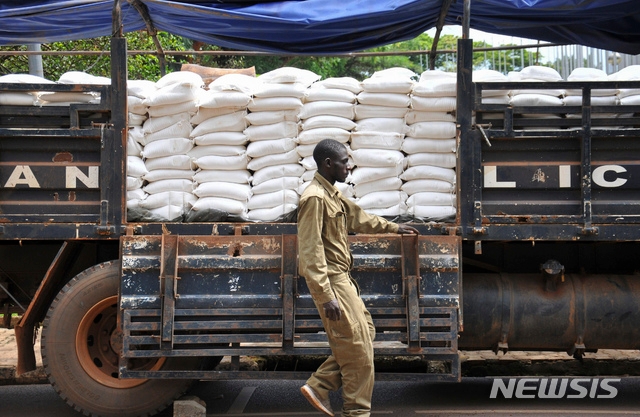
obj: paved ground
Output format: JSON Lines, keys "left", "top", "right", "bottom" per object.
{"left": 2, "top": 326, "right": 640, "bottom": 385}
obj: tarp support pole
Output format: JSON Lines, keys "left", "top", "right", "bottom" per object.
{"left": 129, "top": 0, "right": 167, "bottom": 76}
{"left": 462, "top": 0, "right": 471, "bottom": 39}
{"left": 429, "top": 0, "right": 455, "bottom": 70}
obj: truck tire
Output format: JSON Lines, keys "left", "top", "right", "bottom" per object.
{"left": 42, "top": 260, "right": 217, "bottom": 417}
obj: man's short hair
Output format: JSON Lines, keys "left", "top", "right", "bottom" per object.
{"left": 313, "top": 139, "right": 346, "bottom": 167}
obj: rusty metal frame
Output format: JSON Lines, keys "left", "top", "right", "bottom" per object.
{"left": 118, "top": 233, "right": 462, "bottom": 381}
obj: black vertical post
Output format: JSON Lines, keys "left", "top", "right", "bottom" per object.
{"left": 457, "top": 38, "right": 477, "bottom": 237}
{"left": 108, "top": 0, "right": 127, "bottom": 230}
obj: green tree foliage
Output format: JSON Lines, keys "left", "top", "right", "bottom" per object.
{"left": 0, "top": 31, "right": 190, "bottom": 81}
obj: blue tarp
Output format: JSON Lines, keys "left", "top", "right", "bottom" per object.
{"left": 1, "top": 0, "right": 639, "bottom": 54}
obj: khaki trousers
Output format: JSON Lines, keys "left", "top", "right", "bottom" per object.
{"left": 307, "top": 274, "right": 376, "bottom": 417}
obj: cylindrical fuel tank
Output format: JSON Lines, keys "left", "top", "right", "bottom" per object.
{"left": 459, "top": 273, "right": 640, "bottom": 351}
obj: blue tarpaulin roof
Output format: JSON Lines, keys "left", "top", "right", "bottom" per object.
{"left": 1, "top": 0, "right": 639, "bottom": 54}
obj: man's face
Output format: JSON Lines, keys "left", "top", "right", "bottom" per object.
{"left": 328, "top": 146, "right": 350, "bottom": 183}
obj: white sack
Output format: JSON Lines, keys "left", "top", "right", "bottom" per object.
{"left": 191, "top": 197, "right": 248, "bottom": 215}
{"left": 407, "top": 191, "right": 456, "bottom": 206}
{"left": 247, "top": 138, "right": 298, "bottom": 158}
{"left": 252, "top": 164, "right": 305, "bottom": 185}
{"left": 246, "top": 110, "right": 298, "bottom": 126}
{"left": 248, "top": 203, "right": 298, "bottom": 221}
{"left": 141, "top": 138, "right": 194, "bottom": 159}
{"left": 400, "top": 166, "right": 456, "bottom": 183}
{"left": 410, "top": 96, "right": 457, "bottom": 112}
{"left": 190, "top": 111, "right": 247, "bottom": 137}
{"left": 144, "top": 169, "right": 195, "bottom": 182}
{"left": 244, "top": 121, "right": 299, "bottom": 141}
{"left": 127, "top": 156, "right": 148, "bottom": 178}
{"left": 301, "top": 115, "right": 356, "bottom": 131}
{"left": 350, "top": 166, "right": 404, "bottom": 184}
{"left": 147, "top": 100, "right": 197, "bottom": 117}
{"left": 198, "top": 90, "right": 251, "bottom": 108}
{"left": 404, "top": 110, "right": 456, "bottom": 125}
{"left": 402, "top": 137, "right": 457, "bottom": 154}
{"left": 142, "top": 113, "right": 190, "bottom": 135}
{"left": 354, "top": 177, "right": 403, "bottom": 197}
{"left": 311, "top": 77, "right": 362, "bottom": 94}
{"left": 193, "top": 182, "right": 252, "bottom": 201}
{"left": 298, "top": 127, "right": 350, "bottom": 145}
{"left": 251, "top": 176, "right": 301, "bottom": 194}
{"left": 187, "top": 145, "right": 246, "bottom": 158}
{"left": 298, "top": 101, "right": 355, "bottom": 120}
{"left": 142, "top": 120, "right": 192, "bottom": 145}
{"left": 248, "top": 189, "right": 299, "bottom": 210}
{"left": 144, "top": 179, "right": 194, "bottom": 194}
{"left": 356, "top": 191, "right": 407, "bottom": 209}
{"left": 355, "top": 118, "right": 407, "bottom": 133}
{"left": 304, "top": 88, "right": 356, "bottom": 103}
{"left": 248, "top": 97, "right": 303, "bottom": 112}
{"left": 408, "top": 205, "right": 456, "bottom": 219}
{"left": 145, "top": 155, "right": 195, "bottom": 171}
{"left": 357, "top": 92, "right": 411, "bottom": 108}
{"left": 406, "top": 152, "right": 457, "bottom": 169}
{"left": 194, "top": 169, "right": 251, "bottom": 184}
{"left": 406, "top": 121, "right": 456, "bottom": 139}
{"left": 355, "top": 105, "right": 408, "bottom": 120}
{"left": 194, "top": 131, "right": 248, "bottom": 146}
{"left": 247, "top": 149, "right": 300, "bottom": 171}
{"left": 401, "top": 179, "right": 455, "bottom": 195}
{"left": 351, "top": 149, "right": 404, "bottom": 167}
{"left": 350, "top": 131, "right": 404, "bottom": 150}
{"left": 195, "top": 154, "right": 248, "bottom": 170}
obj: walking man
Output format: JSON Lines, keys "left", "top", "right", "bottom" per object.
{"left": 298, "top": 139, "right": 419, "bottom": 416}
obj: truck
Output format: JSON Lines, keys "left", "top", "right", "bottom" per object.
{"left": 2, "top": 0, "right": 640, "bottom": 416}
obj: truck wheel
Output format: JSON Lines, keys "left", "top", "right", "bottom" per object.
{"left": 42, "top": 260, "right": 218, "bottom": 417}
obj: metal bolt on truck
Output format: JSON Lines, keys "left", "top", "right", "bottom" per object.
{"left": 2, "top": 0, "right": 640, "bottom": 416}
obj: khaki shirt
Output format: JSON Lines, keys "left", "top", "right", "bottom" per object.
{"left": 298, "top": 172, "right": 399, "bottom": 304}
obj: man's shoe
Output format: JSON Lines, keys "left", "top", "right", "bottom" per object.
{"left": 300, "top": 384, "right": 334, "bottom": 416}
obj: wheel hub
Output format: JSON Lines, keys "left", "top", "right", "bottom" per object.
{"left": 75, "top": 296, "right": 165, "bottom": 388}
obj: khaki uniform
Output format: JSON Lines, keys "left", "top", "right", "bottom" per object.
{"left": 298, "top": 172, "right": 398, "bottom": 417}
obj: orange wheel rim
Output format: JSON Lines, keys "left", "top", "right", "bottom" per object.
{"left": 75, "top": 296, "right": 165, "bottom": 388}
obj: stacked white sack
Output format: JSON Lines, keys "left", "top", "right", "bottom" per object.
{"left": 127, "top": 79, "right": 155, "bottom": 127}
{"left": 40, "top": 71, "right": 109, "bottom": 106}
{"left": 138, "top": 71, "right": 202, "bottom": 221}
{"left": 125, "top": 80, "right": 156, "bottom": 215}
{"left": 609, "top": 65, "right": 640, "bottom": 125}
{"left": 298, "top": 77, "right": 360, "bottom": 199}
{"left": 352, "top": 68, "right": 413, "bottom": 216}
{"left": 190, "top": 74, "right": 257, "bottom": 220}
{"left": 565, "top": 68, "right": 620, "bottom": 127}
{"left": 472, "top": 70, "right": 510, "bottom": 123}
{"left": 0, "top": 74, "right": 55, "bottom": 106}
{"left": 244, "top": 67, "right": 316, "bottom": 221}
{"left": 509, "top": 66, "right": 565, "bottom": 129}
{"left": 402, "top": 70, "right": 457, "bottom": 220}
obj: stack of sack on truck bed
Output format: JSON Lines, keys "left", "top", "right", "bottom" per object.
{"left": 351, "top": 68, "right": 411, "bottom": 217}
{"left": 136, "top": 71, "right": 201, "bottom": 221}
{"left": 402, "top": 70, "right": 457, "bottom": 220}
{"left": 508, "top": 65, "right": 565, "bottom": 130}
{"left": 244, "top": 68, "right": 313, "bottom": 221}
{"left": 188, "top": 73, "right": 255, "bottom": 221}
{"left": 10, "top": 64, "right": 640, "bottom": 223}
{"left": 298, "top": 76, "right": 358, "bottom": 200}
